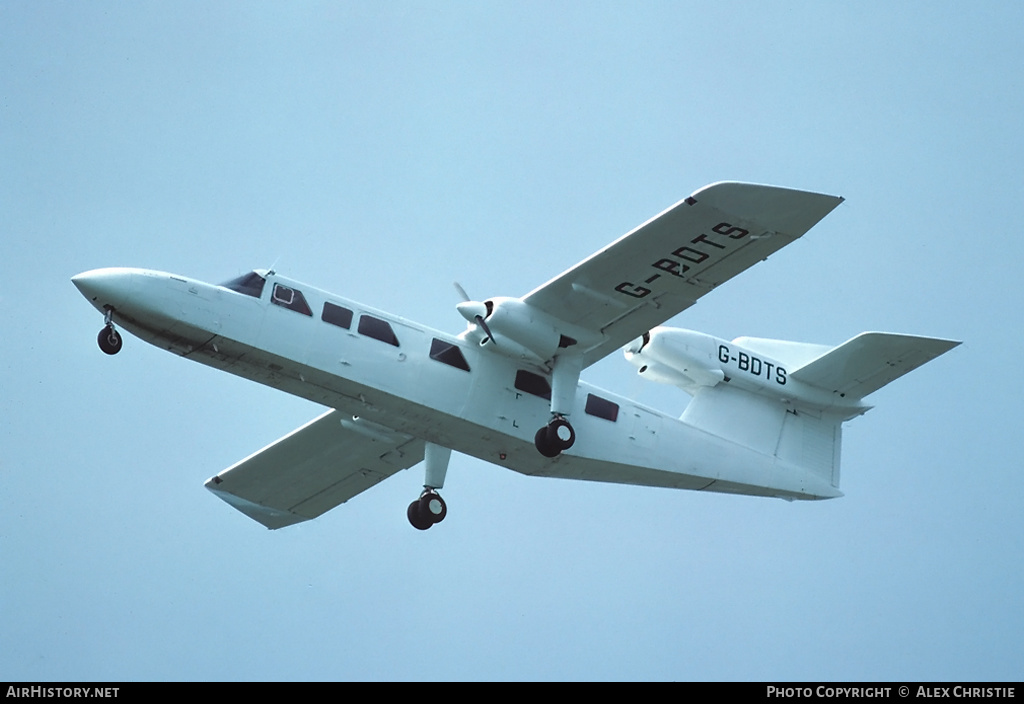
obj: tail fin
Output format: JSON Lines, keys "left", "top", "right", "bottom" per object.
{"left": 681, "top": 384, "right": 847, "bottom": 492}
{"left": 788, "top": 332, "right": 960, "bottom": 400}
{"left": 681, "top": 332, "right": 959, "bottom": 494}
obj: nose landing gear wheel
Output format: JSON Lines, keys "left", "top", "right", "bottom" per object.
{"left": 407, "top": 490, "right": 447, "bottom": 530}
{"left": 98, "top": 326, "right": 122, "bottom": 355}
{"left": 534, "top": 417, "right": 575, "bottom": 457}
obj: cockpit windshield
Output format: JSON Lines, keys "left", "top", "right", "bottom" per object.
{"left": 220, "top": 271, "right": 266, "bottom": 298}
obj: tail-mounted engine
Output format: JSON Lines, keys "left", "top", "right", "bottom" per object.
{"left": 624, "top": 327, "right": 725, "bottom": 394}
{"left": 625, "top": 326, "right": 878, "bottom": 416}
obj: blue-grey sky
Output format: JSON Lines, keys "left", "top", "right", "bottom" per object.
{"left": 2, "top": 1, "right": 1021, "bottom": 681}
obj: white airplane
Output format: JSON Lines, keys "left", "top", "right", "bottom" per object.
{"left": 72, "top": 182, "right": 959, "bottom": 530}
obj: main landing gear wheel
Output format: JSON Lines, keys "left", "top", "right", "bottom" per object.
{"left": 98, "top": 326, "right": 122, "bottom": 355}
{"left": 407, "top": 490, "right": 447, "bottom": 530}
{"left": 534, "top": 417, "right": 575, "bottom": 457}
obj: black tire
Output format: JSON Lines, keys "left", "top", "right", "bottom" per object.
{"left": 548, "top": 417, "right": 575, "bottom": 451}
{"left": 535, "top": 425, "right": 562, "bottom": 457}
{"left": 407, "top": 500, "right": 433, "bottom": 530}
{"left": 98, "top": 327, "right": 122, "bottom": 355}
{"left": 419, "top": 492, "right": 447, "bottom": 524}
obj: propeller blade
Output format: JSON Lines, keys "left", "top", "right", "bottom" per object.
{"left": 454, "top": 285, "right": 496, "bottom": 345}
{"left": 476, "top": 315, "right": 496, "bottom": 345}
{"left": 624, "top": 331, "right": 651, "bottom": 356}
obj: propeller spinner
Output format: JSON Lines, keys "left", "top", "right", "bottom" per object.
{"left": 454, "top": 283, "right": 496, "bottom": 344}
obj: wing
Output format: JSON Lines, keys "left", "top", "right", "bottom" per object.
{"left": 205, "top": 410, "right": 423, "bottom": 529}
{"left": 523, "top": 182, "right": 844, "bottom": 367}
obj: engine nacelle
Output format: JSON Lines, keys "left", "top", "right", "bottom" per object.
{"left": 625, "top": 327, "right": 726, "bottom": 394}
{"left": 627, "top": 326, "right": 882, "bottom": 417}
{"left": 462, "top": 297, "right": 595, "bottom": 365}
{"left": 484, "top": 297, "right": 560, "bottom": 361}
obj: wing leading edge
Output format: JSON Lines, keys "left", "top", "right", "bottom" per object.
{"left": 205, "top": 411, "right": 424, "bottom": 529}
{"left": 522, "top": 182, "right": 844, "bottom": 367}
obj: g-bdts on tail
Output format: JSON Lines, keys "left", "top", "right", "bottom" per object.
{"left": 628, "top": 328, "right": 960, "bottom": 491}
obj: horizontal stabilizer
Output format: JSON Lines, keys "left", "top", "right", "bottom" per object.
{"left": 789, "top": 332, "right": 960, "bottom": 400}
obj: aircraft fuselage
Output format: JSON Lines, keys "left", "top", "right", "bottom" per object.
{"left": 72, "top": 267, "right": 840, "bottom": 502}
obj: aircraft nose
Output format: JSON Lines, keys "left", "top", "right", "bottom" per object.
{"left": 71, "top": 268, "right": 136, "bottom": 311}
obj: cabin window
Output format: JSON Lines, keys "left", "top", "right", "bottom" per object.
{"left": 358, "top": 315, "right": 400, "bottom": 346}
{"left": 585, "top": 394, "right": 619, "bottom": 422}
{"left": 322, "top": 302, "right": 354, "bottom": 329}
{"left": 429, "top": 339, "right": 471, "bottom": 372}
{"left": 220, "top": 272, "right": 266, "bottom": 298}
{"left": 271, "top": 284, "right": 312, "bottom": 316}
{"left": 514, "top": 370, "right": 551, "bottom": 400}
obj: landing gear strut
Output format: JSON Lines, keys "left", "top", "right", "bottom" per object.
{"left": 534, "top": 416, "right": 575, "bottom": 457}
{"left": 97, "top": 308, "right": 122, "bottom": 355}
{"left": 407, "top": 490, "right": 447, "bottom": 530}
{"left": 532, "top": 352, "right": 582, "bottom": 458}
{"left": 407, "top": 442, "right": 451, "bottom": 530}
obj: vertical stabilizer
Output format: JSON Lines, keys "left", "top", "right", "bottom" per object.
{"left": 681, "top": 385, "right": 844, "bottom": 489}
{"left": 680, "top": 332, "right": 959, "bottom": 492}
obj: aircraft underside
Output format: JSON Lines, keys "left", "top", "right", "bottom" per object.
{"left": 72, "top": 182, "right": 957, "bottom": 530}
